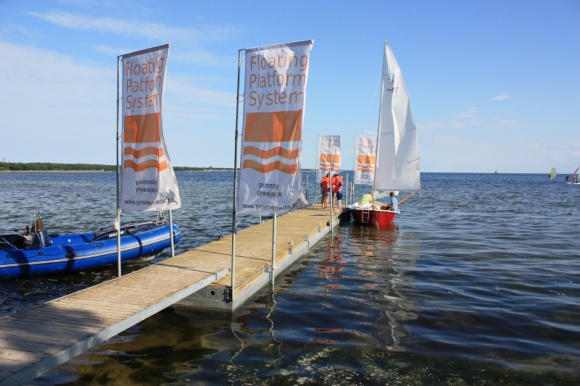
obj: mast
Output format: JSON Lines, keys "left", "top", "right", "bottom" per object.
{"left": 371, "top": 41, "right": 387, "bottom": 200}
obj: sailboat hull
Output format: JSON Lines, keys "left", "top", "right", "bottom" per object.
{"left": 350, "top": 208, "right": 397, "bottom": 227}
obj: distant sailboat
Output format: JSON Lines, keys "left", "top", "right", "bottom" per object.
{"left": 565, "top": 167, "right": 579, "bottom": 185}
{"left": 549, "top": 167, "right": 557, "bottom": 181}
{"left": 350, "top": 41, "right": 421, "bottom": 227}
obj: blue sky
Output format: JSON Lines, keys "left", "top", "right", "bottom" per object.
{"left": 1, "top": 0, "right": 578, "bottom": 173}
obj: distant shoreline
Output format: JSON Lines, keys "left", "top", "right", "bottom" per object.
{"left": 0, "top": 162, "right": 233, "bottom": 173}
{"left": 0, "top": 169, "right": 235, "bottom": 173}
{"left": 0, "top": 170, "right": 109, "bottom": 173}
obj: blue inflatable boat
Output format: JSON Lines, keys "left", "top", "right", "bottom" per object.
{"left": 0, "top": 213, "right": 181, "bottom": 279}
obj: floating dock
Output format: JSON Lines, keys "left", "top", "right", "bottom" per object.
{"left": 0, "top": 205, "right": 339, "bottom": 385}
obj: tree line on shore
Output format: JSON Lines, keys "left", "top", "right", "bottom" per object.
{"left": 0, "top": 162, "right": 227, "bottom": 172}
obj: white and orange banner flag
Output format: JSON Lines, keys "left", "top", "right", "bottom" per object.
{"left": 120, "top": 44, "right": 181, "bottom": 211}
{"left": 355, "top": 136, "right": 376, "bottom": 185}
{"left": 237, "top": 40, "right": 314, "bottom": 216}
{"left": 318, "top": 135, "right": 341, "bottom": 180}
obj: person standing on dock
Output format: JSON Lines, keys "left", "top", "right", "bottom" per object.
{"left": 320, "top": 173, "right": 330, "bottom": 209}
{"left": 332, "top": 173, "right": 343, "bottom": 212}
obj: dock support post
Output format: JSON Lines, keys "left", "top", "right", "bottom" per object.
{"left": 169, "top": 209, "right": 175, "bottom": 257}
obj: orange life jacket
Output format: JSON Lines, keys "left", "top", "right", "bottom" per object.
{"left": 320, "top": 176, "right": 329, "bottom": 190}
{"left": 331, "top": 176, "right": 343, "bottom": 193}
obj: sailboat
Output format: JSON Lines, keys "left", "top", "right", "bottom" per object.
{"left": 350, "top": 41, "right": 421, "bottom": 227}
{"left": 565, "top": 167, "right": 579, "bottom": 185}
{"left": 549, "top": 167, "right": 557, "bottom": 181}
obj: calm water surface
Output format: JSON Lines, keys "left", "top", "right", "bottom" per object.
{"left": 0, "top": 171, "right": 578, "bottom": 385}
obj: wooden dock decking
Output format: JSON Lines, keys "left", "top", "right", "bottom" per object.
{"left": 0, "top": 205, "right": 339, "bottom": 385}
{"left": 177, "top": 205, "right": 339, "bottom": 309}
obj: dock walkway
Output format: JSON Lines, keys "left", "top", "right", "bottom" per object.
{"left": 177, "top": 205, "right": 339, "bottom": 310}
{"left": 0, "top": 205, "right": 339, "bottom": 385}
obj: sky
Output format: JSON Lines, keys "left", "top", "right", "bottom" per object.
{"left": 0, "top": 0, "right": 579, "bottom": 174}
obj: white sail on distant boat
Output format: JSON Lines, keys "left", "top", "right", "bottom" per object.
{"left": 350, "top": 41, "right": 421, "bottom": 227}
{"left": 565, "top": 167, "right": 579, "bottom": 185}
{"left": 549, "top": 167, "right": 557, "bottom": 181}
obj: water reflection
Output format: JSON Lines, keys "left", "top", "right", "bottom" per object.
{"left": 346, "top": 224, "right": 419, "bottom": 351}
{"left": 265, "top": 292, "right": 284, "bottom": 364}
{"left": 317, "top": 234, "right": 345, "bottom": 293}
{"left": 227, "top": 290, "right": 285, "bottom": 371}
{"left": 34, "top": 215, "right": 578, "bottom": 385}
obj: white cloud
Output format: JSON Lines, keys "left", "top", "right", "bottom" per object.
{"left": 452, "top": 106, "right": 478, "bottom": 119}
{"left": 28, "top": 11, "right": 239, "bottom": 43}
{"left": 0, "top": 40, "right": 233, "bottom": 164}
{"left": 0, "top": 41, "right": 113, "bottom": 162}
{"left": 490, "top": 95, "right": 510, "bottom": 101}
{"left": 27, "top": 10, "right": 239, "bottom": 67}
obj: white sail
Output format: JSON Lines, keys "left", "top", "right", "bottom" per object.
{"left": 373, "top": 41, "right": 421, "bottom": 194}
{"left": 549, "top": 167, "right": 557, "bottom": 181}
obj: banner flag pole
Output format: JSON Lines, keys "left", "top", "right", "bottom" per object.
{"left": 116, "top": 54, "right": 122, "bottom": 277}
{"left": 231, "top": 48, "right": 243, "bottom": 302}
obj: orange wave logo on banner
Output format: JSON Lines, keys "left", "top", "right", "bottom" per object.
{"left": 243, "top": 146, "right": 300, "bottom": 160}
{"left": 319, "top": 154, "right": 341, "bottom": 172}
{"left": 123, "top": 113, "right": 168, "bottom": 172}
{"left": 318, "top": 135, "right": 341, "bottom": 173}
{"left": 242, "top": 110, "right": 302, "bottom": 174}
{"left": 357, "top": 154, "right": 376, "bottom": 173}
{"left": 355, "top": 136, "right": 376, "bottom": 184}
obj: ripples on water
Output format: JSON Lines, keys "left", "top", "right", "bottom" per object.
{"left": 1, "top": 171, "right": 579, "bottom": 385}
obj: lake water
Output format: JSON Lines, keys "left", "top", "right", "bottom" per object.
{"left": 1, "top": 171, "right": 579, "bottom": 385}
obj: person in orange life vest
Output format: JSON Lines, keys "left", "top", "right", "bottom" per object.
{"left": 320, "top": 173, "right": 330, "bottom": 209}
{"left": 331, "top": 173, "right": 343, "bottom": 212}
